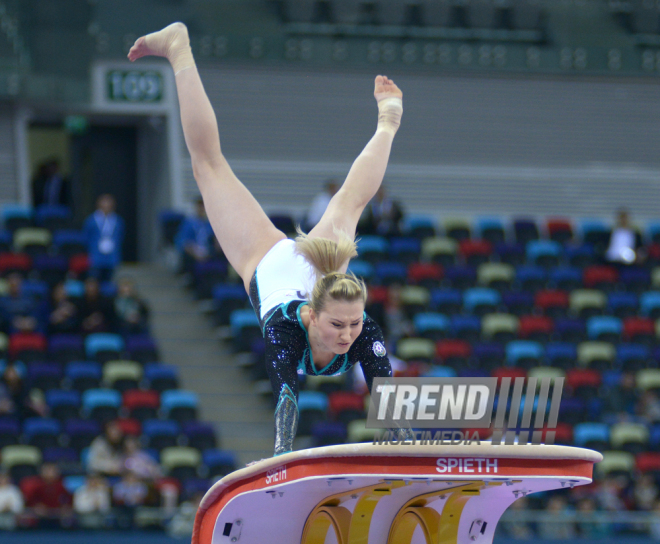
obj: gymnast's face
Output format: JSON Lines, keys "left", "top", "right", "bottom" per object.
{"left": 312, "top": 299, "right": 364, "bottom": 354}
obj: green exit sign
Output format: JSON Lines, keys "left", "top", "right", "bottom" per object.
{"left": 107, "top": 70, "right": 163, "bottom": 103}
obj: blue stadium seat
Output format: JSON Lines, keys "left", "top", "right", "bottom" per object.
{"left": 298, "top": 391, "right": 329, "bottom": 413}
{"left": 81, "top": 389, "right": 122, "bottom": 423}
{"left": 513, "top": 218, "right": 539, "bottom": 245}
{"left": 389, "top": 237, "right": 422, "bottom": 264}
{"left": 229, "top": 309, "right": 261, "bottom": 352}
{"left": 450, "top": 315, "right": 482, "bottom": 342}
{"left": 357, "top": 235, "right": 388, "bottom": 263}
{"left": 23, "top": 417, "right": 62, "bottom": 449}
{"left": 212, "top": 283, "right": 248, "bottom": 326}
{"left": 64, "top": 279, "right": 85, "bottom": 298}
{"left": 85, "top": 333, "right": 124, "bottom": 361}
{"left": 430, "top": 289, "right": 462, "bottom": 314}
{"left": 423, "top": 366, "right": 456, "bottom": 378}
{"left": 144, "top": 364, "right": 179, "bottom": 392}
{"left": 66, "top": 361, "right": 102, "bottom": 391}
{"left": 0, "top": 418, "right": 20, "bottom": 448}
{"left": 374, "top": 261, "right": 408, "bottom": 286}
{"left": 46, "top": 389, "right": 81, "bottom": 421}
{"left": 608, "top": 292, "right": 639, "bottom": 318}
{"left": 65, "top": 419, "right": 101, "bottom": 452}
{"left": 444, "top": 265, "right": 476, "bottom": 290}
{"left": 202, "top": 449, "right": 237, "bottom": 478}
{"left": 142, "top": 419, "right": 181, "bottom": 451}
{"left": 472, "top": 342, "right": 505, "bottom": 370}
{"left": 502, "top": 291, "right": 534, "bottom": 316}
{"left": 476, "top": 217, "right": 506, "bottom": 245}
{"left": 586, "top": 316, "right": 622, "bottom": 342}
{"left": 580, "top": 219, "right": 610, "bottom": 248}
{"left": 347, "top": 260, "right": 374, "bottom": 281}
{"left": 463, "top": 287, "right": 501, "bottom": 316}
{"left": 641, "top": 291, "right": 660, "bottom": 319}
{"left": 161, "top": 390, "right": 199, "bottom": 423}
{"left": 52, "top": 230, "right": 87, "bottom": 257}
{"left": 649, "top": 222, "right": 660, "bottom": 244}
{"left": 402, "top": 215, "right": 436, "bottom": 239}
{"left": 2, "top": 204, "right": 33, "bottom": 231}
{"left": 0, "top": 230, "right": 11, "bottom": 252}
{"left": 495, "top": 243, "right": 525, "bottom": 266}
{"left": 564, "top": 244, "right": 595, "bottom": 268}
{"left": 545, "top": 342, "right": 577, "bottom": 370}
{"left": 516, "top": 265, "right": 547, "bottom": 292}
{"left": 620, "top": 267, "right": 651, "bottom": 293}
{"left": 413, "top": 312, "right": 450, "bottom": 340}
{"left": 573, "top": 422, "right": 609, "bottom": 450}
{"left": 554, "top": 318, "right": 587, "bottom": 343}
{"left": 35, "top": 205, "right": 72, "bottom": 231}
{"left": 506, "top": 340, "right": 544, "bottom": 369}
{"left": 616, "top": 343, "right": 650, "bottom": 371}
{"left": 21, "top": 279, "right": 49, "bottom": 299}
{"left": 549, "top": 267, "right": 582, "bottom": 291}
{"left": 526, "top": 240, "right": 562, "bottom": 268}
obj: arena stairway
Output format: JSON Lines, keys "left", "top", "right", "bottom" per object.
{"left": 118, "top": 263, "right": 274, "bottom": 466}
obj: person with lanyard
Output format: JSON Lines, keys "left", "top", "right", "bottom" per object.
{"left": 128, "top": 23, "right": 411, "bottom": 457}
{"left": 84, "top": 194, "right": 125, "bottom": 282}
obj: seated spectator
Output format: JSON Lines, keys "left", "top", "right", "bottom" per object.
{"left": 175, "top": 198, "right": 215, "bottom": 276}
{"left": 167, "top": 492, "right": 203, "bottom": 539}
{"left": 73, "top": 473, "right": 111, "bottom": 529}
{"left": 606, "top": 208, "right": 643, "bottom": 265}
{"left": 84, "top": 194, "right": 125, "bottom": 282}
{"left": 0, "top": 365, "right": 45, "bottom": 420}
{"left": 123, "top": 436, "right": 161, "bottom": 480}
{"left": 596, "top": 476, "right": 628, "bottom": 512}
{"left": 112, "top": 471, "right": 148, "bottom": 529}
{"left": 634, "top": 474, "right": 659, "bottom": 511}
{"left": 537, "top": 495, "right": 575, "bottom": 539}
{"left": 576, "top": 497, "right": 611, "bottom": 538}
{"left": 306, "top": 180, "right": 338, "bottom": 230}
{"left": 0, "top": 469, "right": 24, "bottom": 530}
{"left": 88, "top": 421, "right": 125, "bottom": 476}
{"left": 500, "top": 496, "right": 533, "bottom": 539}
{"left": 77, "top": 277, "right": 116, "bottom": 334}
{"left": 638, "top": 390, "right": 660, "bottom": 423}
{"left": 358, "top": 186, "right": 403, "bottom": 237}
{"left": 48, "top": 282, "right": 80, "bottom": 334}
{"left": 24, "top": 462, "right": 73, "bottom": 528}
{"left": 0, "top": 273, "right": 44, "bottom": 333}
{"left": 114, "top": 279, "right": 149, "bottom": 334}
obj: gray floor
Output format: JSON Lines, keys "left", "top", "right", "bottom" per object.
{"left": 120, "top": 263, "right": 274, "bottom": 466}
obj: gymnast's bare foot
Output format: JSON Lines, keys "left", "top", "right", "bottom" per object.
{"left": 128, "top": 22, "right": 194, "bottom": 74}
{"left": 374, "top": 75, "right": 402, "bottom": 135}
{"left": 374, "top": 75, "right": 403, "bottom": 103}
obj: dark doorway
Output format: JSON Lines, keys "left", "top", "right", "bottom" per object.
{"left": 70, "top": 125, "right": 138, "bottom": 262}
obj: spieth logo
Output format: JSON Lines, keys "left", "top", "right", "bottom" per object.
{"left": 367, "top": 377, "right": 564, "bottom": 446}
{"left": 265, "top": 465, "right": 287, "bottom": 485}
{"left": 436, "top": 458, "right": 498, "bottom": 474}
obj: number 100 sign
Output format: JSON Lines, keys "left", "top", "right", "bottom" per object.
{"left": 106, "top": 70, "right": 163, "bottom": 103}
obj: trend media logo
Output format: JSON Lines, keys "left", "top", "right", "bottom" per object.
{"left": 366, "top": 377, "right": 564, "bottom": 445}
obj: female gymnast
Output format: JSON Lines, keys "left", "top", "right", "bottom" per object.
{"left": 129, "top": 23, "right": 405, "bottom": 456}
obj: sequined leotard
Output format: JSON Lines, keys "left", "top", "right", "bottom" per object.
{"left": 260, "top": 300, "right": 392, "bottom": 401}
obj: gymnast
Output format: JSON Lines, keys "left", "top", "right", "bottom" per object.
{"left": 129, "top": 23, "right": 405, "bottom": 456}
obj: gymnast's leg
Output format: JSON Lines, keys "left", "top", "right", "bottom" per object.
{"left": 128, "top": 24, "right": 285, "bottom": 291}
{"left": 308, "top": 76, "right": 403, "bottom": 245}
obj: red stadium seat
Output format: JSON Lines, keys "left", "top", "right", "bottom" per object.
{"left": 565, "top": 368, "right": 601, "bottom": 400}
{"left": 114, "top": 417, "right": 141, "bottom": 437}
{"left": 583, "top": 265, "right": 618, "bottom": 290}
{"left": 623, "top": 316, "right": 655, "bottom": 343}
{"left": 518, "top": 315, "right": 554, "bottom": 341}
{"left": 535, "top": 289, "right": 569, "bottom": 316}
{"left": 9, "top": 332, "right": 47, "bottom": 360}
{"left": 123, "top": 389, "right": 160, "bottom": 421}
{"left": 459, "top": 240, "right": 492, "bottom": 266}
{"left": 547, "top": 218, "right": 574, "bottom": 243}
{"left": 491, "top": 367, "right": 527, "bottom": 384}
{"left": 0, "top": 253, "right": 32, "bottom": 276}
{"left": 636, "top": 452, "right": 660, "bottom": 473}
{"left": 407, "top": 262, "right": 443, "bottom": 286}
{"left": 367, "top": 285, "right": 388, "bottom": 305}
{"left": 435, "top": 339, "right": 471, "bottom": 367}
{"left": 69, "top": 254, "right": 89, "bottom": 276}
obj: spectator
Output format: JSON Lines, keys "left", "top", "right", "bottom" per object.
{"left": 24, "top": 462, "right": 73, "bottom": 528}
{"left": 0, "top": 273, "right": 43, "bottom": 333}
{"left": 596, "top": 476, "right": 628, "bottom": 512}
{"left": 635, "top": 473, "right": 659, "bottom": 511}
{"left": 77, "top": 277, "right": 115, "bottom": 334}
{"left": 48, "top": 282, "right": 80, "bottom": 334}
{"left": 84, "top": 194, "right": 125, "bottom": 282}
{"left": 112, "top": 471, "right": 148, "bottom": 529}
{"left": 638, "top": 390, "right": 660, "bottom": 423}
{"left": 167, "top": 492, "right": 203, "bottom": 539}
{"left": 114, "top": 278, "right": 149, "bottom": 334}
{"left": 32, "top": 159, "right": 71, "bottom": 208}
{"left": 500, "top": 496, "right": 533, "bottom": 539}
{"left": 88, "top": 421, "right": 125, "bottom": 476}
{"left": 175, "top": 198, "right": 215, "bottom": 275}
{"left": 604, "top": 372, "right": 637, "bottom": 415}
{"left": 537, "top": 495, "right": 575, "bottom": 539}
{"left": 384, "top": 284, "right": 413, "bottom": 345}
{"left": 0, "top": 364, "right": 24, "bottom": 417}
{"left": 0, "top": 469, "right": 24, "bottom": 530}
{"left": 306, "top": 180, "right": 338, "bottom": 230}
{"left": 576, "top": 496, "right": 611, "bottom": 538}
{"left": 123, "top": 435, "right": 161, "bottom": 480}
{"left": 73, "top": 473, "right": 111, "bottom": 529}
{"left": 606, "top": 208, "right": 643, "bottom": 265}
{"left": 359, "top": 186, "right": 403, "bottom": 237}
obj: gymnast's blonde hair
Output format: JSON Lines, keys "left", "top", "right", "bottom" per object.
{"left": 294, "top": 226, "right": 367, "bottom": 314}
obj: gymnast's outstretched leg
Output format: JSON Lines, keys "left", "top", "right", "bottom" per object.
{"left": 128, "top": 23, "right": 286, "bottom": 290}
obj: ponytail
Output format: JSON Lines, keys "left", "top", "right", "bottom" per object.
{"left": 294, "top": 227, "right": 367, "bottom": 313}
